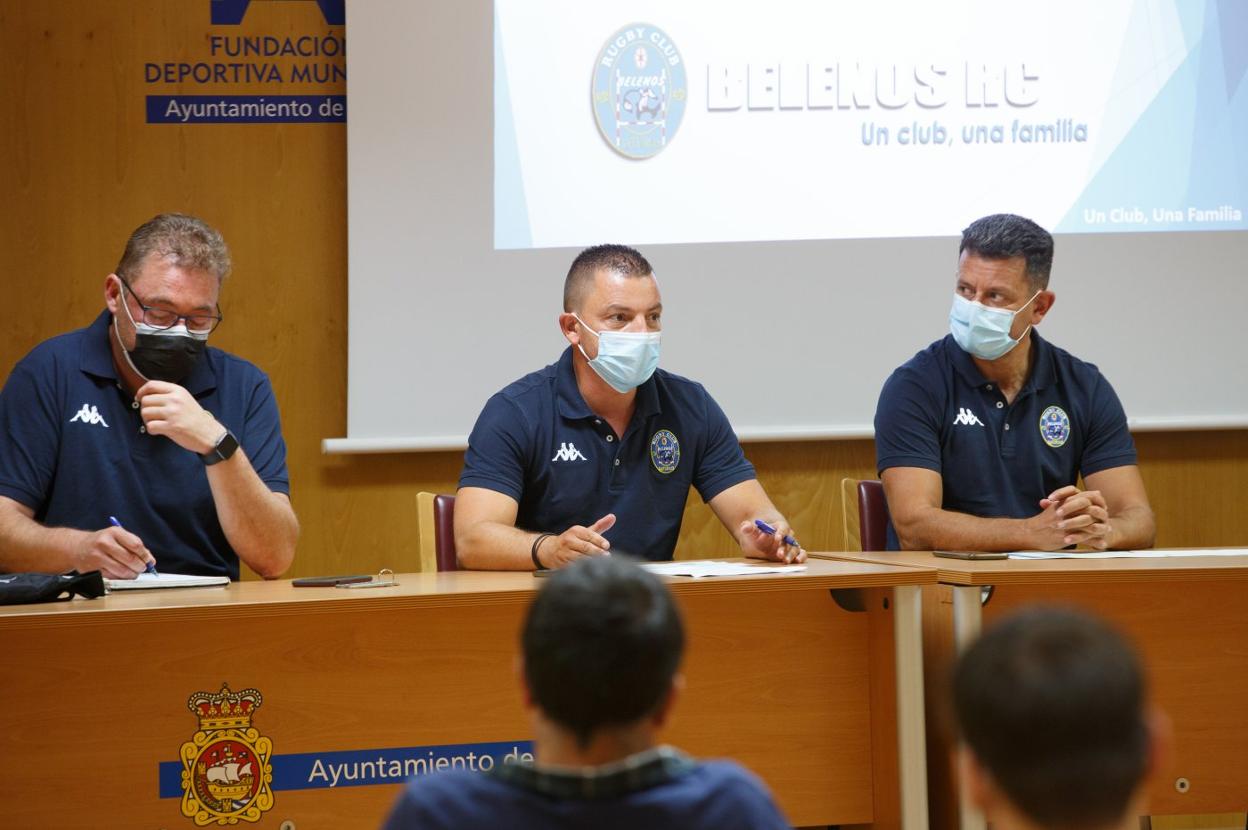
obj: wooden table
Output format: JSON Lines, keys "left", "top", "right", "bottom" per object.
{"left": 0, "top": 559, "right": 936, "bottom": 829}
{"left": 815, "top": 550, "right": 1248, "bottom": 829}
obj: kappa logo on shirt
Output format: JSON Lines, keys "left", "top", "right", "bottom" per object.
{"left": 68, "top": 403, "right": 109, "bottom": 428}
{"left": 551, "top": 442, "right": 588, "bottom": 462}
{"left": 952, "top": 407, "right": 984, "bottom": 427}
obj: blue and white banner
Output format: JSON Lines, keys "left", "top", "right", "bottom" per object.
{"left": 494, "top": 0, "right": 1248, "bottom": 248}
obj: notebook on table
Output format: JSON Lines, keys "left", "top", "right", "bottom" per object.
{"left": 105, "top": 572, "right": 230, "bottom": 590}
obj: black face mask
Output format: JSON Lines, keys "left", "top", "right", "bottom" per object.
{"left": 114, "top": 312, "right": 207, "bottom": 383}
{"left": 128, "top": 329, "right": 206, "bottom": 382}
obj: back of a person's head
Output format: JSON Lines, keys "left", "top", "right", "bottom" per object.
{"left": 522, "top": 557, "right": 684, "bottom": 747}
{"left": 952, "top": 606, "right": 1149, "bottom": 829}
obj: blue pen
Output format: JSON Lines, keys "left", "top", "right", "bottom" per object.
{"left": 109, "top": 515, "right": 157, "bottom": 575}
{"left": 754, "top": 519, "right": 800, "bottom": 549}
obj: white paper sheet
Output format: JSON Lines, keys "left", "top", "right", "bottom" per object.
{"left": 640, "top": 561, "right": 807, "bottom": 578}
{"left": 1008, "top": 549, "right": 1248, "bottom": 560}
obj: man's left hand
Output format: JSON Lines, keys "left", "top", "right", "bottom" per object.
{"left": 738, "top": 519, "right": 807, "bottom": 564}
{"left": 137, "top": 381, "right": 224, "bottom": 454}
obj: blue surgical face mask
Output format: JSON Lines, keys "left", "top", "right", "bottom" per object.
{"left": 573, "top": 314, "right": 661, "bottom": 393}
{"left": 949, "top": 291, "right": 1040, "bottom": 361}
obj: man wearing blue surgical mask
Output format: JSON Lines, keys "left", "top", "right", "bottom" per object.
{"left": 874, "top": 214, "right": 1155, "bottom": 552}
{"left": 0, "top": 213, "right": 299, "bottom": 579}
{"left": 456, "top": 244, "right": 803, "bottom": 570}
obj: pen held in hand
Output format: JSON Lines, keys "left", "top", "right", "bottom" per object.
{"left": 754, "top": 519, "right": 800, "bottom": 549}
{"left": 109, "top": 515, "right": 158, "bottom": 576}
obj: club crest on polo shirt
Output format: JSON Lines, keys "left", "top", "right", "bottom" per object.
{"left": 68, "top": 403, "right": 109, "bottom": 428}
{"left": 650, "top": 429, "right": 680, "bottom": 474}
{"left": 1039, "top": 405, "right": 1071, "bottom": 448}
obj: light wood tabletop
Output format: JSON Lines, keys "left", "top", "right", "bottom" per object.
{"left": 0, "top": 557, "right": 936, "bottom": 626}
{"left": 812, "top": 548, "right": 1248, "bottom": 585}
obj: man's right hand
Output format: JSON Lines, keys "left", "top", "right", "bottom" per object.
{"left": 1022, "top": 499, "right": 1104, "bottom": 551}
{"left": 537, "top": 514, "right": 616, "bottom": 569}
{"left": 76, "top": 526, "right": 154, "bottom": 579}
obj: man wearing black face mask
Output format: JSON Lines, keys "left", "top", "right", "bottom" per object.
{"left": 0, "top": 214, "right": 299, "bottom": 580}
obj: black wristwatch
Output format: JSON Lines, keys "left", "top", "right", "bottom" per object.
{"left": 201, "top": 429, "right": 240, "bottom": 466}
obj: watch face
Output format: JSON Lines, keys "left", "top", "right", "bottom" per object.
{"left": 204, "top": 431, "right": 240, "bottom": 465}
{"left": 217, "top": 432, "right": 240, "bottom": 459}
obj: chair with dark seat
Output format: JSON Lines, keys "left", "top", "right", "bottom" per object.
{"left": 416, "top": 492, "right": 459, "bottom": 572}
{"left": 839, "top": 478, "right": 890, "bottom": 552}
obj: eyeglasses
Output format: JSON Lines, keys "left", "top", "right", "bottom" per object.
{"left": 118, "top": 276, "right": 223, "bottom": 334}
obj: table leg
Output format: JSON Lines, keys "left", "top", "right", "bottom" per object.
{"left": 951, "top": 585, "right": 987, "bottom": 830}
{"left": 894, "top": 585, "right": 930, "bottom": 830}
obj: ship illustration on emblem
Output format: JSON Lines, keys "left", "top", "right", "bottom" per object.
{"left": 179, "top": 684, "right": 274, "bottom": 825}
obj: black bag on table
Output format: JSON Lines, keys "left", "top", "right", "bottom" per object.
{"left": 0, "top": 570, "right": 106, "bottom": 605}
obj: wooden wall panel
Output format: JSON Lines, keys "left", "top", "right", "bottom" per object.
{"left": 1134, "top": 430, "right": 1248, "bottom": 548}
{"left": 1, "top": 2, "right": 1245, "bottom": 581}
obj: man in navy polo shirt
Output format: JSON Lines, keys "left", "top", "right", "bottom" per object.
{"left": 0, "top": 213, "right": 299, "bottom": 579}
{"left": 874, "top": 214, "right": 1155, "bottom": 552}
{"left": 455, "top": 244, "right": 803, "bottom": 569}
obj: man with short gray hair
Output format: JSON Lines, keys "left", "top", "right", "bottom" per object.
{"left": 0, "top": 213, "right": 298, "bottom": 579}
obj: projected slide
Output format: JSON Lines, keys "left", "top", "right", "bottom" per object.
{"left": 494, "top": 0, "right": 1248, "bottom": 249}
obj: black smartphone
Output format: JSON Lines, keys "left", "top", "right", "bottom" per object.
{"left": 933, "top": 550, "right": 1009, "bottom": 560}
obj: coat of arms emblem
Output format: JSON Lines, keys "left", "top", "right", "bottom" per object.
{"left": 180, "top": 685, "right": 274, "bottom": 825}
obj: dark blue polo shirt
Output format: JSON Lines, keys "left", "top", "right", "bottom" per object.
{"left": 459, "top": 348, "right": 756, "bottom": 560}
{"left": 874, "top": 332, "right": 1137, "bottom": 550}
{"left": 382, "top": 760, "right": 789, "bottom": 830}
{"left": 0, "top": 311, "right": 290, "bottom": 578}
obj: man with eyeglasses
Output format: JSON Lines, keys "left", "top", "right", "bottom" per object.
{"left": 0, "top": 213, "right": 298, "bottom": 580}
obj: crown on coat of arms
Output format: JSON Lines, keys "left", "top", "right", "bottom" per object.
{"left": 187, "top": 684, "right": 263, "bottom": 731}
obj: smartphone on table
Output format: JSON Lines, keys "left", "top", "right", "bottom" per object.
{"left": 933, "top": 550, "right": 1009, "bottom": 560}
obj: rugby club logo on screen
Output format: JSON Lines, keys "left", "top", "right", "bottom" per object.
{"left": 592, "top": 24, "right": 687, "bottom": 159}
